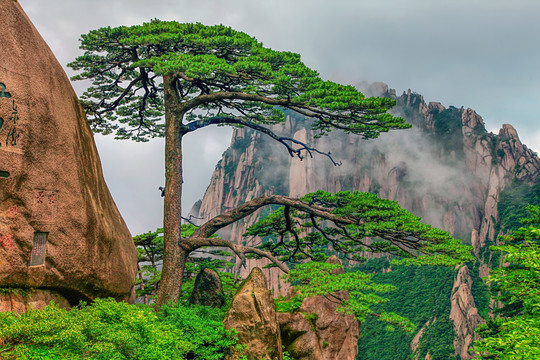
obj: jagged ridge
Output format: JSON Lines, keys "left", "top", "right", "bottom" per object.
{"left": 191, "top": 82, "right": 540, "bottom": 359}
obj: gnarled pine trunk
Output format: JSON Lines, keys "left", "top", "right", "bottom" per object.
{"left": 155, "top": 74, "right": 189, "bottom": 308}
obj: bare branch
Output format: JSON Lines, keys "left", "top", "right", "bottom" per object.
{"left": 94, "top": 74, "right": 143, "bottom": 114}
{"left": 191, "top": 194, "right": 355, "bottom": 239}
{"left": 185, "top": 115, "right": 341, "bottom": 165}
{"left": 183, "top": 236, "right": 290, "bottom": 273}
{"left": 284, "top": 205, "right": 306, "bottom": 260}
{"left": 181, "top": 215, "right": 203, "bottom": 226}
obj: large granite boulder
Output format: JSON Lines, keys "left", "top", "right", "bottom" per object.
{"left": 278, "top": 311, "right": 324, "bottom": 360}
{"left": 224, "top": 267, "right": 282, "bottom": 360}
{"left": 0, "top": 0, "right": 137, "bottom": 305}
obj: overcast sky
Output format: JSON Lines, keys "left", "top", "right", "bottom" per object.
{"left": 20, "top": 0, "right": 540, "bottom": 236}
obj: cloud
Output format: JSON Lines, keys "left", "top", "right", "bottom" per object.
{"left": 94, "top": 136, "right": 165, "bottom": 235}
{"left": 521, "top": 129, "right": 540, "bottom": 155}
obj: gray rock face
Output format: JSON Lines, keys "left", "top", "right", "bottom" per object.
{"left": 0, "top": 1, "right": 137, "bottom": 306}
{"left": 189, "top": 268, "right": 224, "bottom": 308}
{"left": 224, "top": 267, "right": 282, "bottom": 360}
{"left": 192, "top": 89, "right": 539, "bottom": 295}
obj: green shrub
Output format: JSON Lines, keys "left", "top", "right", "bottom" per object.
{"left": 157, "top": 303, "right": 241, "bottom": 360}
{"left": 498, "top": 181, "right": 540, "bottom": 233}
{"left": 274, "top": 295, "right": 303, "bottom": 313}
{"left": 0, "top": 299, "right": 242, "bottom": 360}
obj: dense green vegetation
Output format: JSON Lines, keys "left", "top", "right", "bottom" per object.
{"left": 431, "top": 106, "right": 465, "bottom": 159}
{"left": 498, "top": 181, "right": 540, "bottom": 233}
{"left": 474, "top": 205, "right": 540, "bottom": 359}
{"left": 470, "top": 264, "right": 492, "bottom": 320}
{"left": 355, "top": 258, "right": 457, "bottom": 360}
{"left": 0, "top": 299, "right": 243, "bottom": 360}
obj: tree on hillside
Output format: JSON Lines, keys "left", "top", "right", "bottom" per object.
{"left": 474, "top": 205, "right": 540, "bottom": 359}
{"left": 69, "top": 20, "right": 472, "bottom": 308}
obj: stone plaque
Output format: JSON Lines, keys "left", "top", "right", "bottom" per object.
{"left": 29, "top": 232, "right": 47, "bottom": 266}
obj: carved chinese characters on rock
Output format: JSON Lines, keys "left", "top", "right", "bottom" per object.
{"left": 0, "top": 205, "right": 18, "bottom": 252}
{"left": 0, "top": 82, "right": 22, "bottom": 153}
{"left": 32, "top": 190, "right": 57, "bottom": 223}
{"left": 1, "top": 234, "right": 12, "bottom": 250}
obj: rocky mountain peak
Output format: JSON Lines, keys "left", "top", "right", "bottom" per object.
{"left": 499, "top": 123, "right": 519, "bottom": 141}
{"left": 191, "top": 82, "right": 539, "bottom": 359}
{"left": 461, "top": 108, "right": 486, "bottom": 136}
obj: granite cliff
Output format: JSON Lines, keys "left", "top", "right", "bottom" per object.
{"left": 191, "top": 82, "right": 540, "bottom": 358}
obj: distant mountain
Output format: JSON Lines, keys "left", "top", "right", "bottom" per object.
{"left": 190, "top": 83, "right": 540, "bottom": 359}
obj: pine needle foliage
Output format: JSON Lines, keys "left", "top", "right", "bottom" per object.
{"left": 246, "top": 190, "right": 474, "bottom": 266}
{"left": 69, "top": 20, "right": 410, "bottom": 142}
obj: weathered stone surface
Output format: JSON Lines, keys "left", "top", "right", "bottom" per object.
{"left": 0, "top": 289, "right": 70, "bottom": 313}
{"left": 278, "top": 311, "right": 323, "bottom": 360}
{"left": 224, "top": 267, "right": 282, "bottom": 360}
{"left": 0, "top": 1, "right": 137, "bottom": 305}
{"left": 279, "top": 256, "right": 359, "bottom": 360}
{"left": 189, "top": 268, "right": 224, "bottom": 308}
{"left": 450, "top": 266, "right": 485, "bottom": 359}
